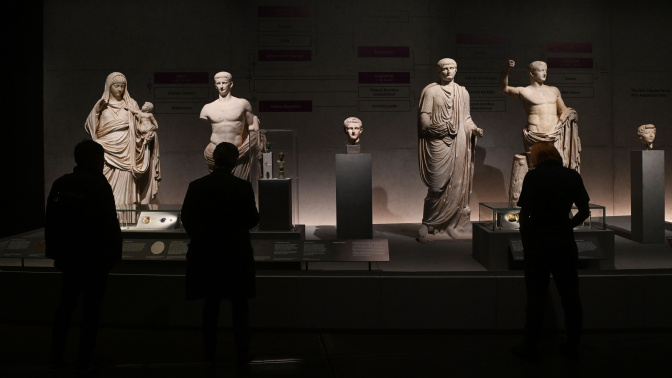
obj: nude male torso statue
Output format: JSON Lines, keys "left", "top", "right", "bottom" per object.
{"left": 500, "top": 60, "right": 567, "bottom": 137}
{"left": 201, "top": 97, "right": 251, "bottom": 147}
{"left": 499, "top": 60, "right": 581, "bottom": 201}
{"left": 200, "top": 72, "right": 260, "bottom": 177}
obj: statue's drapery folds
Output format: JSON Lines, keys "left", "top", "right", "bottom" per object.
{"left": 522, "top": 107, "right": 580, "bottom": 172}
{"left": 204, "top": 130, "right": 266, "bottom": 179}
{"left": 85, "top": 72, "right": 160, "bottom": 206}
{"left": 418, "top": 82, "right": 478, "bottom": 238}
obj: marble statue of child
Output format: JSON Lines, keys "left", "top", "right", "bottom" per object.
{"left": 127, "top": 102, "right": 158, "bottom": 144}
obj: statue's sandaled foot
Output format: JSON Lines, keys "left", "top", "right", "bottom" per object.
{"left": 418, "top": 224, "right": 428, "bottom": 238}
{"left": 416, "top": 224, "right": 433, "bottom": 243}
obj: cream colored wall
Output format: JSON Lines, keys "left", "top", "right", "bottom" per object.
{"left": 43, "top": 0, "right": 672, "bottom": 225}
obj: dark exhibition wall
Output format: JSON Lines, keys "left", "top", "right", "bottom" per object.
{"left": 2, "top": 1, "right": 43, "bottom": 238}
{"left": 4, "top": 0, "right": 672, "bottom": 238}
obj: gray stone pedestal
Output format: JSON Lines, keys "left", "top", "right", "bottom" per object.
{"left": 258, "top": 178, "right": 293, "bottom": 231}
{"left": 336, "top": 153, "right": 372, "bottom": 239}
{"left": 631, "top": 150, "right": 665, "bottom": 244}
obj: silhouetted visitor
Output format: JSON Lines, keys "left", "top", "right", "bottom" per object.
{"left": 181, "top": 141, "right": 259, "bottom": 368}
{"left": 514, "top": 141, "right": 590, "bottom": 362}
{"left": 45, "top": 139, "right": 122, "bottom": 373}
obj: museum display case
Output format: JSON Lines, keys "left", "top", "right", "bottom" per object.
{"left": 478, "top": 202, "right": 606, "bottom": 231}
{"left": 259, "top": 129, "right": 299, "bottom": 227}
{"left": 116, "top": 204, "right": 183, "bottom": 231}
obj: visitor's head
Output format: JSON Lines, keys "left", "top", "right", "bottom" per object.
{"left": 530, "top": 141, "right": 562, "bottom": 167}
{"left": 74, "top": 139, "right": 105, "bottom": 170}
{"left": 343, "top": 117, "right": 363, "bottom": 144}
{"left": 213, "top": 142, "right": 239, "bottom": 171}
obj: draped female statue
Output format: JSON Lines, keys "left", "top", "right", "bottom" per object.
{"left": 85, "top": 72, "right": 160, "bottom": 207}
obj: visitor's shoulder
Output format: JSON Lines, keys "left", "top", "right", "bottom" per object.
{"left": 232, "top": 175, "right": 253, "bottom": 188}
{"left": 50, "top": 173, "right": 72, "bottom": 189}
{"left": 188, "top": 174, "right": 212, "bottom": 188}
{"left": 566, "top": 167, "right": 583, "bottom": 178}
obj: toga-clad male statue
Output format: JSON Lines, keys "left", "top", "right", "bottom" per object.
{"left": 200, "top": 71, "right": 264, "bottom": 180}
{"left": 499, "top": 60, "right": 581, "bottom": 201}
{"left": 417, "top": 58, "right": 484, "bottom": 242}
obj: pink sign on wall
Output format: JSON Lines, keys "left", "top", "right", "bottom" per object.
{"left": 259, "top": 50, "right": 312, "bottom": 61}
{"left": 456, "top": 33, "right": 506, "bottom": 45}
{"left": 358, "top": 46, "right": 410, "bottom": 58}
{"left": 154, "top": 72, "right": 209, "bottom": 85}
{"left": 358, "top": 72, "right": 410, "bottom": 84}
{"left": 547, "top": 42, "right": 593, "bottom": 53}
{"left": 259, "top": 100, "right": 312, "bottom": 112}
{"left": 547, "top": 57, "right": 593, "bottom": 69}
{"left": 258, "top": 6, "right": 311, "bottom": 18}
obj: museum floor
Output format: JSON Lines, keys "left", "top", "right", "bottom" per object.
{"left": 1, "top": 217, "right": 671, "bottom": 377}
{"left": 301, "top": 217, "right": 672, "bottom": 272}
{"left": 1, "top": 324, "right": 671, "bottom": 377}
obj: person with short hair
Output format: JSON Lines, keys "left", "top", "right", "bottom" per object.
{"left": 181, "top": 141, "right": 259, "bottom": 367}
{"left": 514, "top": 141, "right": 591, "bottom": 361}
{"left": 46, "top": 139, "right": 122, "bottom": 373}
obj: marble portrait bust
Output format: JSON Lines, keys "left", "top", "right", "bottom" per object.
{"left": 637, "top": 124, "right": 656, "bottom": 150}
{"left": 343, "top": 117, "right": 363, "bottom": 145}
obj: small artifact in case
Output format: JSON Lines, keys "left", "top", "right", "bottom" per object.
{"left": 135, "top": 211, "right": 180, "bottom": 230}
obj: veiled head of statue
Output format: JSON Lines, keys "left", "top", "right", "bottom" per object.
{"left": 110, "top": 74, "right": 126, "bottom": 85}
{"left": 103, "top": 72, "right": 128, "bottom": 102}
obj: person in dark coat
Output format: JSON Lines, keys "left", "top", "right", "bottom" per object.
{"left": 181, "top": 141, "right": 259, "bottom": 366}
{"left": 45, "top": 139, "right": 122, "bottom": 372}
{"left": 514, "top": 141, "right": 591, "bottom": 362}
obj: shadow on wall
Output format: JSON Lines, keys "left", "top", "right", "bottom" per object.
{"left": 372, "top": 186, "right": 405, "bottom": 224}
{"left": 472, "top": 145, "right": 507, "bottom": 203}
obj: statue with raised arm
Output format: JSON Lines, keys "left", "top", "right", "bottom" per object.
{"left": 499, "top": 60, "right": 581, "bottom": 201}
{"left": 417, "top": 58, "right": 484, "bottom": 241}
{"left": 85, "top": 72, "right": 161, "bottom": 207}
{"left": 200, "top": 71, "right": 265, "bottom": 180}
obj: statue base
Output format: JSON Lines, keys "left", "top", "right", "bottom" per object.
{"left": 508, "top": 153, "right": 529, "bottom": 202}
{"left": 346, "top": 144, "right": 361, "bottom": 154}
